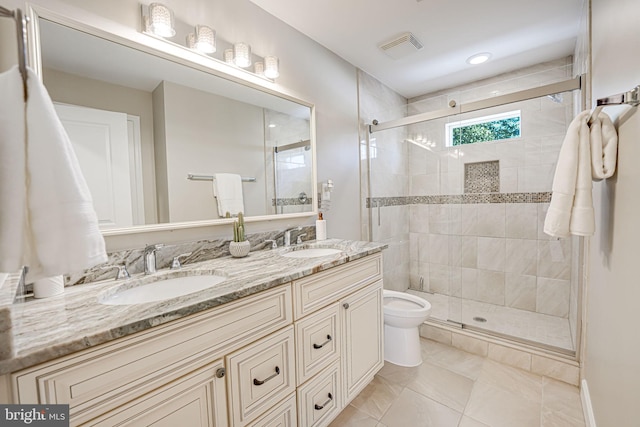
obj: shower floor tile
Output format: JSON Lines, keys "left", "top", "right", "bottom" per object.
{"left": 407, "top": 289, "right": 574, "bottom": 351}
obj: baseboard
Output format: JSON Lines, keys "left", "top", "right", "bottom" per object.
{"left": 581, "top": 379, "right": 597, "bottom": 427}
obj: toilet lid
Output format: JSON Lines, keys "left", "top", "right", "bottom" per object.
{"left": 385, "top": 297, "right": 423, "bottom": 310}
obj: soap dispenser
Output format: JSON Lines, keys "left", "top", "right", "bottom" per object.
{"left": 316, "top": 212, "right": 327, "bottom": 241}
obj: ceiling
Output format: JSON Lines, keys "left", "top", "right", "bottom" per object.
{"left": 249, "top": 0, "right": 584, "bottom": 99}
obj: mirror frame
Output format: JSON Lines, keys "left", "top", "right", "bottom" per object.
{"left": 26, "top": 3, "right": 318, "bottom": 237}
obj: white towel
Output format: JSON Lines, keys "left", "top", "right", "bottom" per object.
{"left": 590, "top": 113, "right": 618, "bottom": 180}
{"left": 213, "top": 173, "right": 244, "bottom": 217}
{"left": 544, "top": 110, "right": 618, "bottom": 238}
{"left": 0, "top": 66, "right": 107, "bottom": 280}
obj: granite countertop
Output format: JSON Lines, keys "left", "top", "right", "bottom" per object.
{"left": 0, "top": 239, "right": 386, "bottom": 374}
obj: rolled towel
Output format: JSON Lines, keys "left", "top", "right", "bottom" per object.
{"left": 590, "top": 112, "right": 618, "bottom": 180}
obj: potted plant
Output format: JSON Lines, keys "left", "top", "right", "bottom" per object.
{"left": 229, "top": 212, "right": 250, "bottom": 257}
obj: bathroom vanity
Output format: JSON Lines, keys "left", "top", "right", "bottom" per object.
{"left": 0, "top": 240, "right": 385, "bottom": 426}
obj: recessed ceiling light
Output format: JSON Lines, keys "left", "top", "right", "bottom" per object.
{"left": 268, "top": 124, "right": 276, "bottom": 128}
{"left": 466, "top": 52, "right": 491, "bottom": 65}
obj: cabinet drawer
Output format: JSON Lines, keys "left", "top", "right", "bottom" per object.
{"left": 293, "top": 254, "right": 382, "bottom": 319}
{"left": 295, "top": 303, "right": 340, "bottom": 386}
{"left": 13, "top": 285, "right": 292, "bottom": 424}
{"left": 90, "top": 360, "right": 227, "bottom": 427}
{"left": 227, "top": 326, "right": 296, "bottom": 427}
{"left": 297, "top": 360, "right": 341, "bottom": 427}
{"left": 246, "top": 393, "right": 297, "bottom": 427}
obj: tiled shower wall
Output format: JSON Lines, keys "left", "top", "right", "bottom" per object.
{"left": 406, "top": 57, "right": 579, "bottom": 322}
{"left": 359, "top": 58, "right": 580, "bottom": 332}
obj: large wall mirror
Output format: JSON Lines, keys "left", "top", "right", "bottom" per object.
{"left": 29, "top": 7, "right": 316, "bottom": 235}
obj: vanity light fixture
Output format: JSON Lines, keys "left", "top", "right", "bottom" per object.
{"left": 233, "top": 42, "right": 252, "bottom": 68}
{"left": 254, "top": 61, "right": 264, "bottom": 76}
{"left": 263, "top": 55, "right": 279, "bottom": 79}
{"left": 194, "top": 25, "right": 216, "bottom": 53}
{"left": 147, "top": 3, "right": 176, "bottom": 38}
{"left": 466, "top": 52, "right": 491, "bottom": 65}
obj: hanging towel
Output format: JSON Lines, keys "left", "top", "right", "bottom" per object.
{"left": 590, "top": 113, "right": 618, "bottom": 180}
{"left": 544, "top": 110, "right": 618, "bottom": 238}
{"left": 0, "top": 66, "right": 107, "bottom": 280}
{"left": 213, "top": 173, "right": 245, "bottom": 217}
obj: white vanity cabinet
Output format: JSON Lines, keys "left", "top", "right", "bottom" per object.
{"left": 10, "top": 285, "right": 292, "bottom": 426}
{"left": 6, "top": 252, "right": 384, "bottom": 427}
{"left": 292, "top": 253, "right": 384, "bottom": 426}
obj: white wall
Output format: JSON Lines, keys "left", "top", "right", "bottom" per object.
{"left": 586, "top": 0, "right": 640, "bottom": 425}
{"left": 155, "top": 81, "right": 267, "bottom": 222}
{"left": 1, "top": 0, "right": 360, "bottom": 248}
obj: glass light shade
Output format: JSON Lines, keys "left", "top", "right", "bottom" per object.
{"left": 186, "top": 33, "right": 196, "bottom": 49}
{"left": 264, "top": 55, "right": 279, "bottom": 79}
{"left": 233, "top": 42, "right": 252, "bottom": 68}
{"left": 194, "top": 25, "right": 216, "bottom": 53}
{"left": 148, "top": 3, "right": 176, "bottom": 38}
{"left": 223, "top": 49, "right": 234, "bottom": 64}
{"left": 254, "top": 61, "right": 264, "bottom": 76}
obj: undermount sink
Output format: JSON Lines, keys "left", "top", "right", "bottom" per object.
{"left": 281, "top": 247, "right": 343, "bottom": 258}
{"left": 101, "top": 274, "right": 226, "bottom": 305}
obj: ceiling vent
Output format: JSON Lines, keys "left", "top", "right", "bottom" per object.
{"left": 378, "top": 32, "right": 423, "bottom": 60}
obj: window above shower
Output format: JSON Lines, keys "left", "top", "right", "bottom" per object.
{"left": 446, "top": 110, "right": 521, "bottom": 146}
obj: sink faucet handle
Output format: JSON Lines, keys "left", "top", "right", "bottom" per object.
{"left": 264, "top": 239, "right": 277, "bottom": 249}
{"left": 171, "top": 252, "right": 193, "bottom": 269}
{"left": 100, "top": 264, "right": 130, "bottom": 280}
{"left": 296, "top": 233, "right": 307, "bottom": 244}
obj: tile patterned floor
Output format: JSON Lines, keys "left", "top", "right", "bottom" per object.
{"left": 408, "top": 290, "right": 574, "bottom": 351}
{"left": 329, "top": 338, "right": 586, "bottom": 427}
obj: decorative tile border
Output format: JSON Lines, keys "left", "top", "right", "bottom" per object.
{"left": 366, "top": 192, "right": 551, "bottom": 208}
{"left": 272, "top": 197, "right": 313, "bottom": 206}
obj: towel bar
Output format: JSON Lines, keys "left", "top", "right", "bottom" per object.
{"left": 187, "top": 173, "right": 256, "bottom": 182}
{"left": 588, "top": 85, "right": 640, "bottom": 125}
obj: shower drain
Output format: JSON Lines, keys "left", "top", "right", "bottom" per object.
{"left": 472, "top": 316, "right": 487, "bottom": 323}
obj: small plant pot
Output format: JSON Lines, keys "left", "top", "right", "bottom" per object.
{"left": 229, "top": 240, "right": 251, "bottom": 258}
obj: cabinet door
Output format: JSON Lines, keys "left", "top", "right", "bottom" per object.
{"left": 340, "top": 281, "right": 384, "bottom": 404}
{"left": 90, "top": 360, "right": 227, "bottom": 427}
{"left": 226, "top": 326, "right": 296, "bottom": 427}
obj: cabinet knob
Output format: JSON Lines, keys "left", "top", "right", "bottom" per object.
{"left": 343, "top": 302, "right": 350, "bottom": 309}
{"left": 215, "top": 367, "right": 226, "bottom": 378}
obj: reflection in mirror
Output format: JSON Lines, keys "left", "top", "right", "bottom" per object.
{"left": 37, "top": 17, "right": 314, "bottom": 231}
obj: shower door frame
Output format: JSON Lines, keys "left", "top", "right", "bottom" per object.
{"left": 367, "top": 74, "right": 588, "bottom": 360}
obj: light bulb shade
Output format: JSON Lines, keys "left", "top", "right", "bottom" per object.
{"left": 194, "top": 25, "right": 216, "bottom": 53}
{"left": 264, "top": 55, "right": 279, "bottom": 79}
{"left": 254, "top": 61, "right": 264, "bottom": 76}
{"left": 186, "top": 33, "right": 196, "bottom": 49}
{"left": 148, "top": 3, "right": 176, "bottom": 38}
{"left": 233, "top": 42, "right": 252, "bottom": 68}
{"left": 223, "top": 49, "right": 234, "bottom": 64}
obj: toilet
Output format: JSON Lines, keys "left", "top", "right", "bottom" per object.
{"left": 383, "top": 290, "right": 432, "bottom": 367}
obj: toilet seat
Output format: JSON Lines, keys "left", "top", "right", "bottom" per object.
{"left": 383, "top": 290, "right": 431, "bottom": 319}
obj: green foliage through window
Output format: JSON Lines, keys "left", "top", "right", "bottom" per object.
{"left": 448, "top": 111, "right": 521, "bottom": 146}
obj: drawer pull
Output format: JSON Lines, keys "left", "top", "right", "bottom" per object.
{"left": 314, "top": 393, "right": 333, "bottom": 410}
{"left": 313, "top": 335, "right": 333, "bottom": 349}
{"left": 253, "top": 366, "right": 280, "bottom": 386}
{"left": 215, "top": 368, "right": 226, "bottom": 378}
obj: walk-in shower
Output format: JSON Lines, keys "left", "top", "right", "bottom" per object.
{"left": 360, "top": 60, "right": 584, "bottom": 356}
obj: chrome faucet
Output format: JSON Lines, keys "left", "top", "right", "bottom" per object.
{"left": 283, "top": 227, "right": 302, "bottom": 247}
{"left": 144, "top": 244, "right": 164, "bottom": 274}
